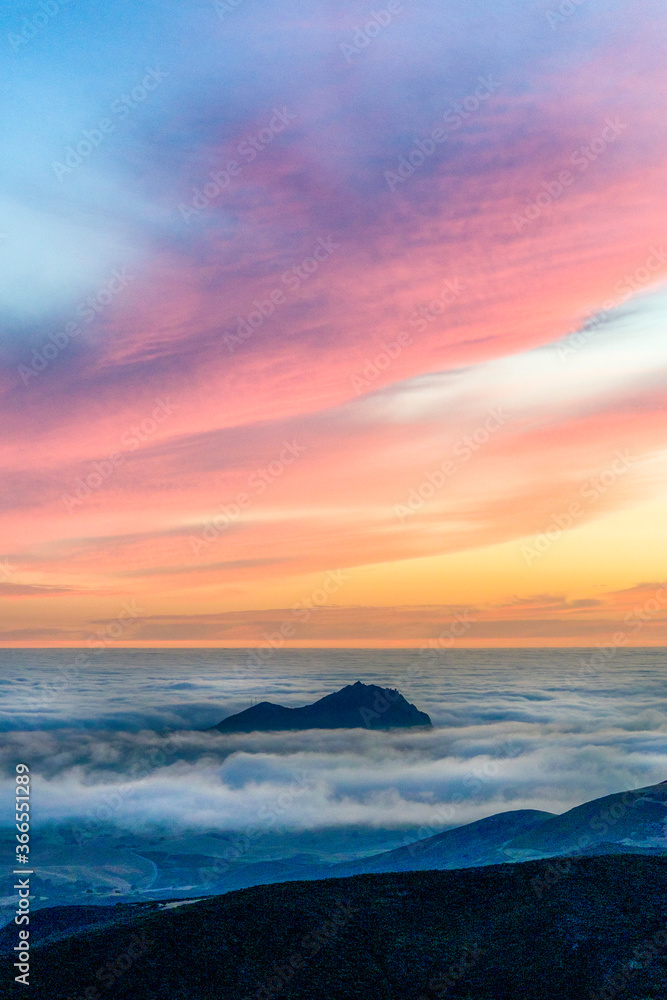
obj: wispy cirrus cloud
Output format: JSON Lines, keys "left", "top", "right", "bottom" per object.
{"left": 0, "top": 0, "right": 665, "bottom": 642}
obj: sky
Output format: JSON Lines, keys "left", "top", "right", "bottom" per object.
{"left": 0, "top": 0, "right": 665, "bottom": 646}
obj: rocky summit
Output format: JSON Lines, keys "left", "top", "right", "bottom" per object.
{"left": 210, "top": 681, "right": 433, "bottom": 733}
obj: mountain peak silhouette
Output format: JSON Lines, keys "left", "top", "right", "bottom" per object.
{"left": 211, "top": 681, "right": 432, "bottom": 733}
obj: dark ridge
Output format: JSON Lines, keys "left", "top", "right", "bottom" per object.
{"left": 0, "top": 903, "right": 158, "bottom": 955}
{"left": 11, "top": 855, "right": 667, "bottom": 999}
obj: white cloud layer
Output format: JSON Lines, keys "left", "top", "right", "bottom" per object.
{"left": 1, "top": 648, "right": 666, "bottom": 836}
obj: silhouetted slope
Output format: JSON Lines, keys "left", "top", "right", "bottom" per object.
{"left": 505, "top": 780, "right": 667, "bottom": 857}
{"left": 15, "top": 856, "right": 667, "bottom": 999}
{"left": 211, "top": 681, "right": 432, "bottom": 732}
{"left": 0, "top": 904, "right": 128, "bottom": 954}
{"left": 332, "top": 809, "right": 555, "bottom": 875}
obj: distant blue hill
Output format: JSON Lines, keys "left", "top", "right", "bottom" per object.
{"left": 502, "top": 779, "right": 667, "bottom": 858}
{"left": 331, "top": 780, "right": 667, "bottom": 877}
{"left": 210, "top": 681, "right": 433, "bottom": 732}
{"left": 331, "top": 809, "right": 555, "bottom": 875}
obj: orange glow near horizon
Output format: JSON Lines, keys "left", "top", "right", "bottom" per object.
{"left": 1, "top": 5, "right": 666, "bottom": 649}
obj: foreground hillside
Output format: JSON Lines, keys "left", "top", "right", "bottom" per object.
{"left": 7, "top": 855, "right": 667, "bottom": 998}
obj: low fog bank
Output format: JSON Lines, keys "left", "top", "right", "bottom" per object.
{"left": 1, "top": 721, "right": 665, "bottom": 836}
{"left": 1, "top": 648, "right": 664, "bottom": 836}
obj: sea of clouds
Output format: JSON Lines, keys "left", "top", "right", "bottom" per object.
{"left": 1, "top": 648, "right": 666, "bottom": 837}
